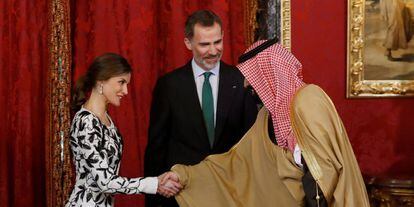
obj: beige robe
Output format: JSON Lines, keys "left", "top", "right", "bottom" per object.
{"left": 172, "top": 84, "right": 370, "bottom": 207}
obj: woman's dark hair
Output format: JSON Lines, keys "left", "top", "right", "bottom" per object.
{"left": 71, "top": 53, "right": 132, "bottom": 112}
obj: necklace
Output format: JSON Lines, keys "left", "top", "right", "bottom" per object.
{"left": 82, "top": 104, "right": 110, "bottom": 126}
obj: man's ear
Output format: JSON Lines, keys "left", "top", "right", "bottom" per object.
{"left": 184, "top": 38, "right": 192, "bottom": 50}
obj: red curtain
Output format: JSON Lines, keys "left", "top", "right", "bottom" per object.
{"left": 0, "top": 1, "right": 48, "bottom": 206}
{"left": 72, "top": 0, "right": 247, "bottom": 206}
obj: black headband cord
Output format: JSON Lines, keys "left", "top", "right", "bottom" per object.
{"left": 238, "top": 37, "right": 278, "bottom": 64}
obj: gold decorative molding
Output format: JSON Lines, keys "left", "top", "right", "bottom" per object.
{"left": 244, "top": 0, "right": 259, "bottom": 46}
{"left": 280, "top": 0, "right": 291, "bottom": 51}
{"left": 367, "top": 177, "right": 414, "bottom": 206}
{"left": 243, "top": 0, "right": 291, "bottom": 50}
{"left": 46, "top": 0, "right": 73, "bottom": 206}
{"left": 347, "top": 0, "right": 414, "bottom": 97}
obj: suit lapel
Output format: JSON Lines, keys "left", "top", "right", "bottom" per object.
{"left": 214, "top": 64, "right": 237, "bottom": 146}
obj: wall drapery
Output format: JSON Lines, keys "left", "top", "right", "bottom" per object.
{"left": 0, "top": 1, "right": 48, "bottom": 206}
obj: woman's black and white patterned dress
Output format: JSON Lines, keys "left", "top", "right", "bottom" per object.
{"left": 66, "top": 108, "right": 158, "bottom": 207}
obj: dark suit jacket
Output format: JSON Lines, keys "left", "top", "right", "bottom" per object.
{"left": 144, "top": 61, "right": 258, "bottom": 207}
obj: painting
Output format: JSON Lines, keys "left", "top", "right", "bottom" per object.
{"left": 347, "top": 0, "right": 414, "bottom": 97}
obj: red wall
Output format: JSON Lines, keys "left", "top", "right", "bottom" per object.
{"left": 291, "top": 0, "right": 414, "bottom": 177}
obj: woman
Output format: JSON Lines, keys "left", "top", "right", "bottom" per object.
{"left": 66, "top": 53, "right": 181, "bottom": 207}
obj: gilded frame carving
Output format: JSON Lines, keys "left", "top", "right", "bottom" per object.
{"left": 347, "top": 0, "right": 414, "bottom": 98}
{"left": 46, "top": 0, "right": 73, "bottom": 206}
{"left": 244, "top": 0, "right": 290, "bottom": 49}
{"left": 281, "top": 0, "right": 292, "bottom": 50}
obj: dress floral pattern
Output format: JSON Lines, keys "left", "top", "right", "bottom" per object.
{"left": 66, "top": 108, "right": 157, "bottom": 207}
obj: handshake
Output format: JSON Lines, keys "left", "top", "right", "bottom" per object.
{"left": 156, "top": 171, "right": 182, "bottom": 198}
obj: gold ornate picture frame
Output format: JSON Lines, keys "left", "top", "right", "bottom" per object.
{"left": 281, "top": 0, "right": 292, "bottom": 50}
{"left": 245, "top": 0, "right": 291, "bottom": 49}
{"left": 347, "top": 0, "right": 414, "bottom": 98}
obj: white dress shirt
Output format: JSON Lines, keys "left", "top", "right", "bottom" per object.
{"left": 192, "top": 59, "right": 220, "bottom": 126}
{"left": 294, "top": 144, "right": 303, "bottom": 168}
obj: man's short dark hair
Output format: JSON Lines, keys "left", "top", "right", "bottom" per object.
{"left": 184, "top": 10, "right": 222, "bottom": 39}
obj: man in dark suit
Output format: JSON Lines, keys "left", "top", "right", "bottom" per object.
{"left": 144, "top": 10, "right": 258, "bottom": 207}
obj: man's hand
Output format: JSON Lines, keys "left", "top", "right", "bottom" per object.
{"left": 157, "top": 171, "right": 182, "bottom": 198}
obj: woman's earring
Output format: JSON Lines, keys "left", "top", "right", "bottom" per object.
{"left": 99, "top": 84, "right": 103, "bottom": 95}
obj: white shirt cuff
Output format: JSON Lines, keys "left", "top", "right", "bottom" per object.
{"left": 138, "top": 177, "right": 158, "bottom": 194}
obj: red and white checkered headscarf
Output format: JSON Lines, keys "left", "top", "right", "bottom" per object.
{"left": 237, "top": 40, "right": 305, "bottom": 152}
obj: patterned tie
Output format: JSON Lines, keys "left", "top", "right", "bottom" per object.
{"left": 202, "top": 72, "right": 215, "bottom": 148}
